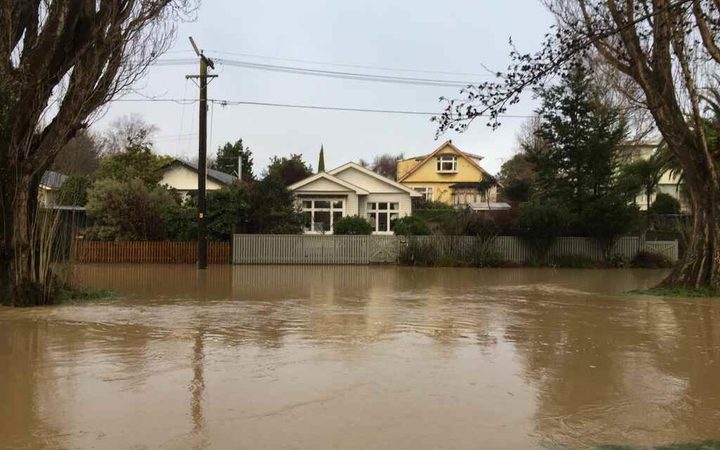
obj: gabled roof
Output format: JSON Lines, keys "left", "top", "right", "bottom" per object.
{"left": 162, "top": 159, "right": 237, "bottom": 185}
{"left": 329, "top": 162, "right": 422, "bottom": 197}
{"left": 288, "top": 171, "right": 370, "bottom": 195}
{"left": 397, "top": 140, "right": 492, "bottom": 182}
{"left": 40, "top": 171, "right": 68, "bottom": 190}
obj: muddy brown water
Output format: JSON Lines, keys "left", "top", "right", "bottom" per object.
{"left": 1, "top": 265, "right": 719, "bottom": 449}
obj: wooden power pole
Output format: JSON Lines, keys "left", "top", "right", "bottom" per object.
{"left": 187, "top": 37, "right": 217, "bottom": 270}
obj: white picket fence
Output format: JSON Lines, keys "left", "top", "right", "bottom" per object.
{"left": 232, "top": 235, "right": 678, "bottom": 265}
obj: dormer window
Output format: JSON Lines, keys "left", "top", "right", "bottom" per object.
{"left": 436, "top": 155, "right": 458, "bottom": 173}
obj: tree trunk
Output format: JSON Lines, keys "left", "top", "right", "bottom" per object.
{"left": 661, "top": 164, "right": 720, "bottom": 290}
{"left": 1, "top": 174, "right": 47, "bottom": 307}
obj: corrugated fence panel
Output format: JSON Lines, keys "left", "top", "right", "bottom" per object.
{"left": 73, "top": 240, "right": 229, "bottom": 264}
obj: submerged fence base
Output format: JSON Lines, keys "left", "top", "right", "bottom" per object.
{"left": 232, "top": 235, "right": 678, "bottom": 265}
{"left": 72, "top": 240, "right": 230, "bottom": 264}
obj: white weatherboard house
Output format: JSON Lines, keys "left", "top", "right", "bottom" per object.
{"left": 289, "top": 162, "right": 421, "bottom": 234}
{"left": 160, "top": 159, "right": 237, "bottom": 200}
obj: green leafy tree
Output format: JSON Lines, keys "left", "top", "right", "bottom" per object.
{"left": 265, "top": 154, "right": 313, "bottom": 186}
{"left": 498, "top": 153, "right": 536, "bottom": 204}
{"left": 96, "top": 142, "right": 172, "bottom": 188}
{"left": 212, "top": 139, "right": 254, "bottom": 180}
{"left": 527, "top": 63, "right": 627, "bottom": 212}
{"left": 56, "top": 176, "right": 92, "bottom": 206}
{"left": 617, "top": 157, "right": 664, "bottom": 210}
{"left": 246, "top": 177, "right": 303, "bottom": 234}
{"left": 333, "top": 216, "right": 373, "bottom": 235}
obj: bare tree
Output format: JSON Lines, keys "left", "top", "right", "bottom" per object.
{"left": 0, "top": 1, "right": 196, "bottom": 306}
{"left": 371, "top": 153, "right": 404, "bottom": 180}
{"left": 100, "top": 113, "right": 159, "bottom": 154}
{"left": 434, "top": 0, "right": 720, "bottom": 290}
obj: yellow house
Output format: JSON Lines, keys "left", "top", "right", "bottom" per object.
{"left": 397, "top": 140, "right": 503, "bottom": 209}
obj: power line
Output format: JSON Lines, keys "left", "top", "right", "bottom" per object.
{"left": 153, "top": 58, "right": 484, "bottom": 87}
{"left": 110, "top": 97, "right": 533, "bottom": 118}
{"left": 201, "top": 49, "right": 497, "bottom": 78}
{"left": 155, "top": 49, "right": 496, "bottom": 78}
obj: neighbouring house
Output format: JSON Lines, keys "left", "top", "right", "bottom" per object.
{"left": 289, "top": 162, "right": 421, "bottom": 234}
{"left": 396, "top": 140, "right": 510, "bottom": 210}
{"left": 39, "top": 170, "right": 68, "bottom": 207}
{"left": 160, "top": 159, "right": 237, "bottom": 200}
{"left": 620, "top": 142, "right": 690, "bottom": 212}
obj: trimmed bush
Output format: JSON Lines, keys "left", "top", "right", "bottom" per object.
{"left": 581, "top": 196, "right": 640, "bottom": 259}
{"left": 333, "top": 216, "right": 373, "bottom": 235}
{"left": 649, "top": 193, "right": 681, "bottom": 215}
{"left": 516, "top": 200, "right": 572, "bottom": 257}
{"left": 393, "top": 216, "right": 431, "bottom": 236}
{"left": 631, "top": 251, "right": 673, "bottom": 268}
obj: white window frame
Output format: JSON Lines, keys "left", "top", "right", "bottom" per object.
{"left": 414, "top": 187, "right": 433, "bottom": 201}
{"left": 367, "top": 202, "right": 400, "bottom": 234}
{"left": 436, "top": 155, "right": 458, "bottom": 173}
{"left": 301, "top": 198, "right": 345, "bottom": 233}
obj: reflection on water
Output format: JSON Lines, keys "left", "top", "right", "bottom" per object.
{"left": 0, "top": 265, "right": 718, "bottom": 449}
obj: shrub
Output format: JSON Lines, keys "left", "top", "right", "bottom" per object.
{"left": 412, "top": 198, "right": 454, "bottom": 210}
{"left": 441, "top": 208, "right": 499, "bottom": 240}
{"left": 516, "top": 200, "right": 572, "bottom": 257}
{"left": 553, "top": 254, "right": 596, "bottom": 268}
{"left": 393, "top": 216, "right": 431, "bottom": 236}
{"left": 649, "top": 193, "right": 681, "bottom": 215}
{"left": 581, "top": 196, "right": 640, "bottom": 259}
{"left": 467, "top": 239, "right": 505, "bottom": 267}
{"left": 631, "top": 251, "right": 674, "bottom": 268}
{"left": 398, "top": 237, "right": 439, "bottom": 266}
{"left": 86, "top": 178, "right": 178, "bottom": 240}
{"left": 333, "top": 216, "right": 373, "bottom": 235}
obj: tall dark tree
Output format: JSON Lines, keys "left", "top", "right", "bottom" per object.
{"left": 434, "top": 0, "right": 720, "bottom": 290}
{"left": 51, "top": 130, "right": 101, "bottom": 176}
{"left": 212, "top": 139, "right": 254, "bottom": 180}
{"left": 265, "top": 154, "right": 313, "bottom": 186}
{"left": 527, "top": 63, "right": 627, "bottom": 212}
{"left": 0, "top": 1, "right": 194, "bottom": 306}
{"left": 317, "top": 145, "right": 325, "bottom": 173}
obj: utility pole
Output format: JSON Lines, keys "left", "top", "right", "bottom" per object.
{"left": 187, "top": 37, "right": 217, "bottom": 270}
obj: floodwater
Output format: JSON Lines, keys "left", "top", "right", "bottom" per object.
{"left": 1, "top": 266, "right": 719, "bottom": 449}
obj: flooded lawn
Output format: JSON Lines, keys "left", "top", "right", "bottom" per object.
{"left": 1, "top": 265, "right": 719, "bottom": 449}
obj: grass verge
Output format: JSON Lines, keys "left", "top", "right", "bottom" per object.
{"left": 594, "top": 441, "right": 720, "bottom": 449}
{"left": 627, "top": 287, "right": 720, "bottom": 298}
{"left": 57, "top": 286, "right": 117, "bottom": 303}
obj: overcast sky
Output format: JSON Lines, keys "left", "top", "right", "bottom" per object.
{"left": 95, "top": 0, "right": 555, "bottom": 176}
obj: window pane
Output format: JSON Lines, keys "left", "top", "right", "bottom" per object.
{"left": 378, "top": 202, "right": 388, "bottom": 210}
{"left": 315, "top": 200, "right": 330, "bottom": 209}
{"left": 332, "top": 200, "right": 343, "bottom": 209}
{"left": 303, "top": 211, "right": 312, "bottom": 229}
{"left": 332, "top": 211, "right": 343, "bottom": 227}
{"left": 390, "top": 203, "right": 398, "bottom": 210}
{"left": 378, "top": 212, "right": 388, "bottom": 232}
{"left": 390, "top": 213, "right": 399, "bottom": 230}
{"left": 315, "top": 211, "right": 330, "bottom": 231}
{"left": 302, "top": 200, "right": 312, "bottom": 209}
{"left": 368, "top": 213, "right": 377, "bottom": 231}
{"left": 368, "top": 202, "right": 376, "bottom": 210}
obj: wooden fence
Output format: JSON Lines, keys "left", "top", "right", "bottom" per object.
{"left": 72, "top": 240, "right": 230, "bottom": 264}
{"left": 232, "top": 234, "right": 678, "bottom": 265}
